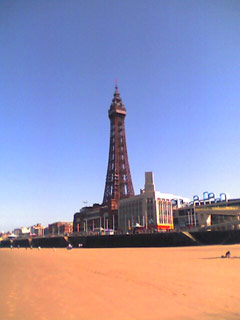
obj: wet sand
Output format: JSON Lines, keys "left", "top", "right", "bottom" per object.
{"left": 0, "top": 245, "right": 240, "bottom": 320}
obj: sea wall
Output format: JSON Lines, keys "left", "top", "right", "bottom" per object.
{"left": 0, "top": 233, "right": 196, "bottom": 248}
{"left": 0, "top": 240, "right": 12, "bottom": 247}
{"left": 13, "top": 238, "right": 31, "bottom": 248}
{"left": 31, "top": 236, "right": 68, "bottom": 248}
{"left": 190, "top": 230, "right": 240, "bottom": 245}
{"left": 68, "top": 232, "right": 197, "bottom": 248}
{"left": 1, "top": 230, "right": 240, "bottom": 248}
{"left": 0, "top": 236, "right": 68, "bottom": 248}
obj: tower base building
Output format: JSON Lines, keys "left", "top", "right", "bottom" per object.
{"left": 73, "top": 203, "right": 117, "bottom": 234}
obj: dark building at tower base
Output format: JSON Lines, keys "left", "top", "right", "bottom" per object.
{"left": 73, "top": 204, "right": 117, "bottom": 234}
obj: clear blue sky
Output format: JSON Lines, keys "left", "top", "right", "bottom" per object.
{"left": 1, "top": 0, "right": 240, "bottom": 231}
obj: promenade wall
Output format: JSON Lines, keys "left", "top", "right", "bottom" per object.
{"left": 1, "top": 230, "right": 240, "bottom": 248}
{"left": 190, "top": 230, "right": 240, "bottom": 245}
{"left": 69, "top": 232, "right": 196, "bottom": 248}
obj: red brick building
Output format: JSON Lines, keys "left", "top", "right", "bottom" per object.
{"left": 45, "top": 222, "right": 73, "bottom": 236}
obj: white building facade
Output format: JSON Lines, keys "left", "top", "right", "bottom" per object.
{"left": 118, "top": 172, "right": 190, "bottom": 233}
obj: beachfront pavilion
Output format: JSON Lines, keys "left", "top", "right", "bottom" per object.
{"left": 173, "top": 198, "right": 240, "bottom": 231}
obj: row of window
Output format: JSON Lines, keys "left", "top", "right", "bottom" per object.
{"left": 119, "top": 214, "right": 153, "bottom": 227}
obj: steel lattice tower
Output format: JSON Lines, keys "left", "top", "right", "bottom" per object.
{"left": 103, "top": 85, "right": 134, "bottom": 208}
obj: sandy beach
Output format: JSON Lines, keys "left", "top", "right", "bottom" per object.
{"left": 0, "top": 245, "right": 240, "bottom": 320}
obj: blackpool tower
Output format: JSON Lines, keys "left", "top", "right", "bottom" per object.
{"left": 102, "top": 84, "right": 134, "bottom": 210}
{"left": 73, "top": 84, "right": 134, "bottom": 233}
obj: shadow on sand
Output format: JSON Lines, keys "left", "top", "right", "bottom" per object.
{"left": 202, "top": 256, "right": 240, "bottom": 260}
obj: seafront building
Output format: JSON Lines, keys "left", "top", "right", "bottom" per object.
{"left": 118, "top": 172, "right": 189, "bottom": 233}
{"left": 13, "top": 227, "right": 31, "bottom": 237}
{"left": 173, "top": 195, "right": 240, "bottom": 231}
{"left": 44, "top": 222, "right": 73, "bottom": 236}
{"left": 4, "top": 222, "right": 73, "bottom": 239}
{"left": 30, "top": 223, "right": 45, "bottom": 237}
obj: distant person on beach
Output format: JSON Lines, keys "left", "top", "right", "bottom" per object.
{"left": 222, "top": 251, "right": 231, "bottom": 258}
{"left": 225, "top": 251, "right": 231, "bottom": 258}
